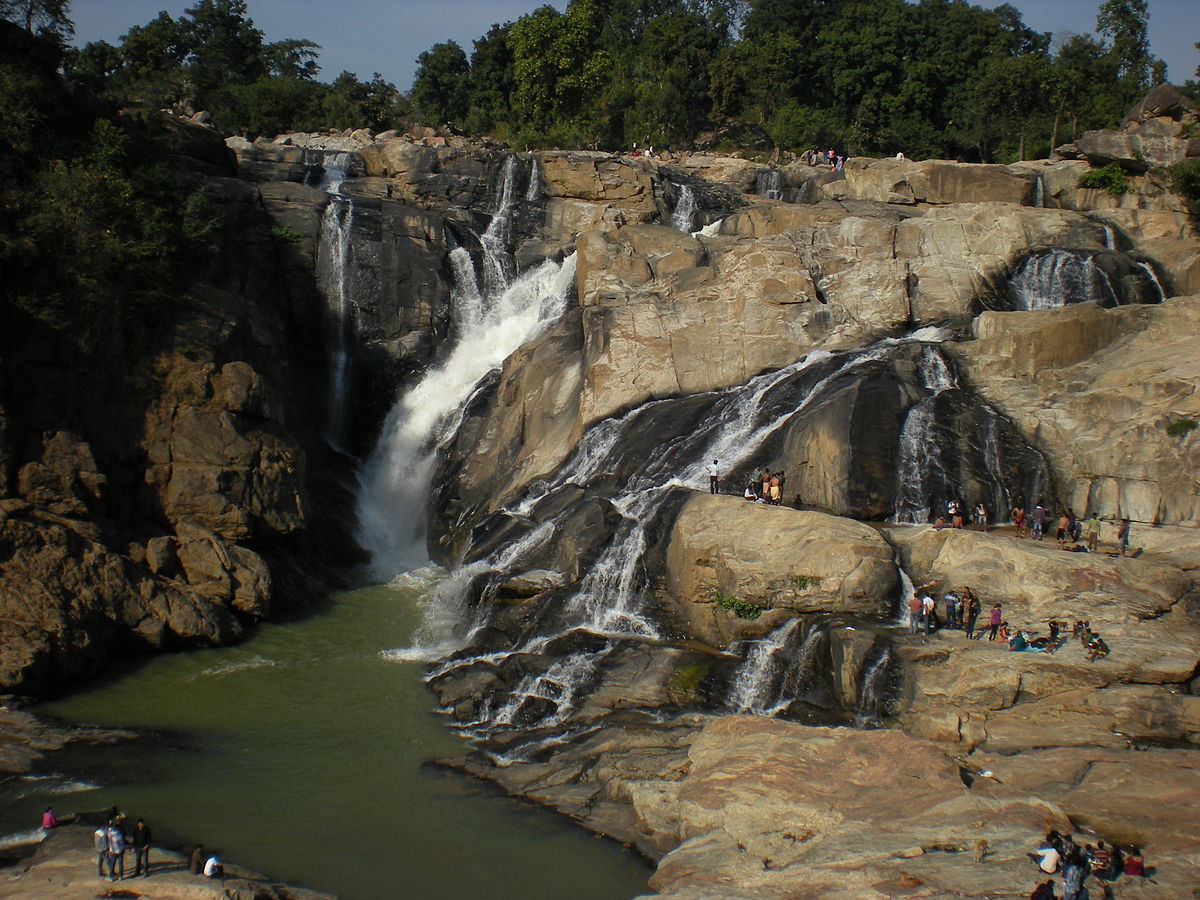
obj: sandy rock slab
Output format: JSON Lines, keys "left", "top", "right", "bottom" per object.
{"left": 635, "top": 716, "right": 1069, "bottom": 900}
{"left": 664, "top": 496, "right": 899, "bottom": 645}
{"left": 0, "top": 825, "right": 334, "bottom": 900}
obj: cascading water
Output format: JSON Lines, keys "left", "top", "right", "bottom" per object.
{"left": 1008, "top": 249, "right": 1119, "bottom": 310}
{"left": 355, "top": 254, "right": 576, "bottom": 580}
{"left": 757, "top": 168, "right": 784, "bottom": 201}
{"left": 315, "top": 151, "right": 356, "bottom": 448}
{"left": 671, "top": 184, "right": 697, "bottom": 233}
{"left": 425, "top": 334, "right": 959, "bottom": 734}
{"left": 525, "top": 155, "right": 542, "bottom": 202}
{"left": 893, "top": 346, "right": 956, "bottom": 524}
{"left": 1032, "top": 175, "right": 1044, "bottom": 208}
{"left": 1136, "top": 261, "right": 1167, "bottom": 303}
{"left": 480, "top": 155, "right": 520, "bottom": 296}
{"left": 854, "top": 646, "right": 896, "bottom": 726}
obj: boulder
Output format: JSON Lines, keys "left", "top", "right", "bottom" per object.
{"left": 143, "top": 356, "right": 306, "bottom": 541}
{"left": 955, "top": 296, "right": 1200, "bottom": 525}
{"left": 664, "top": 496, "right": 899, "bottom": 628}
{"left": 829, "top": 158, "right": 1034, "bottom": 206}
{"left": 1072, "top": 128, "right": 1192, "bottom": 172}
{"left": 0, "top": 506, "right": 242, "bottom": 694}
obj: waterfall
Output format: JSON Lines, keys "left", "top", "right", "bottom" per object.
{"left": 525, "top": 155, "right": 542, "bottom": 202}
{"left": 1008, "top": 249, "right": 1119, "bottom": 310}
{"left": 1101, "top": 225, "right": 1116, "bottom": 250}
{"left": 1032, "top": 174, "right": 1044, "bottom": 208}
{"left": 896, "top": 566, "right": 915, "bottom": 628}
{"left": 756, "top": 168, "right": 784, "bottom": 201}
{"left": 448, "top": 244, "right": 485, "bottom": 331}
{"left": 1135, "top": 261, "right": 1167, "bottom": 303}
{"left": 727, "top": 619, "right": 819, "bottom": 714}
{"left": 315, "top": 152, "right": 356, "bottom": 448}
{"left": 892, "top": 346, "right": 956, "bottom": 524}
{"left": 424, "top": 335, "right": 948, "bottom": 734}
{"left": 356, "top": 250, "right": 577, "bottom": 580}
{"left": 480, "top": 155, "right": 520, "bottom": 297}
{"left": 671, "top": 184, "right": 697, "bottom": 233}
{"left": 980, "top": 407, "right": 1011, "bottom": 521}
{"left": 307, "top": 150, "right": 352, "bottom": 192}
{"left": 854, "top": 646, "right": 896, "bottom": 726}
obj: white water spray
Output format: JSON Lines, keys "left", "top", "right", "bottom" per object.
{"left": 356, "top": 254, "right": 576, "bottom": 580}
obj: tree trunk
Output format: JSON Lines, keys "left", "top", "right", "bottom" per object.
{"left": 1051, "top": 108, "right": 1061, "bottom": 152}
{"left": 1018, "top": 133, "right": 1025, "bottom": 162}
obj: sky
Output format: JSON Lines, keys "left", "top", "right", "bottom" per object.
{"left": 69, "top": 0, "right": 1198, "bottom": 92}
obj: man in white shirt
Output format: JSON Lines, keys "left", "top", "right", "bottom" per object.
{"left": 708, "top": 460, "right": 719, "bottom": 494}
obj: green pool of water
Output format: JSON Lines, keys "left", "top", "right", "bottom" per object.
{"left": 4, "top": 581, "right": 650, "bottom": 900}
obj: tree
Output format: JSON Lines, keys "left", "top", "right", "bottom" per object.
{"left": 264, "top": 38, "right": 320, "bottom": 81}
{"left": 466, "top": 23, "right": 515, "bottom": 134}
{"left": 180, "top": 0, "right": 266, "bottom": 97}
{"left": 1096, "top": 0, "right": 1154, "bottom": 92}
{"left": 411, "top": 40, "right": 469, "bottom": 125}
{"left": 0, "top": 0, "right": 72, "bottom": 42}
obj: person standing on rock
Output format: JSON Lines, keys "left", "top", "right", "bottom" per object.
{"left": 708, "top": 460, "right": 719, "bottom": 494}
{"left": 907, "top": 591, "right": 922, "bottom": 634}
{"left": 921, "top": 591, "right": 936, "bottom": 635}
{"left": 963, "top": 588, "right": 981, "bottom": 639}
{"left": 988, "top": 603, "right": 1002, "bottom": 641}
{"left": 131, "top": 818, "right": 152, "bottom": 877}
{"left": 974, "top": 501, "right": 988, "bottom": 531}
{"left": 105, "top": 821, "right": 125, "bottom": 880}
{"left": 943, "top": 592, "right": 959, "bottom": 630}
{"left": 1031, "top": 502, "right": 1047, "bottom": 540}
{"left": 1012, "top": 504, "right": 1026, "bottom": 537}
{"left": 1117, "top": 518, "right": 1131, "bottom": 556}
{"left": 94, "top": 823, "right": 110, "bottom": 878}
{"left": 761, "top": 467, "right": 771, "bottom": 501}
{"left": 1083, "top": 512, "right": 1101, "bottom": 552}
{"left": 769, "top": 471, "right": 782, "bottom": 505}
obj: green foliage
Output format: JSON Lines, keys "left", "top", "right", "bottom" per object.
{"left": 412, "top": 41, "right": 470, "bottom": 125}
{"left": 1079, "top": 162, "right": 1131, "bottom": 195}
{"left": 713, "top": 588, "right": 761, "bottom": 620}
{"left": 789, "top": 573, "right": 823, "bottom": 590}
{"left": 270, "top": 223, "right": 304, "bottom": 243}
{"left": 1165, "top": 417, "right": 1198, "bottom": 438}
{"left": 667, "top": 659, "right": 712, "bottom": 705}
{"left": 1168, "top": 158, "right": 1200, "bottom": 204}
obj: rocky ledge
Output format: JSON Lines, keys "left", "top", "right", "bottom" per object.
{"left": 0, "top": 825, "right": 334, "bottom": 900}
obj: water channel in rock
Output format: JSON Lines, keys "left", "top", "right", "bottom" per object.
{"left": 0, "top": 580, "right": 649, "bottom": 900}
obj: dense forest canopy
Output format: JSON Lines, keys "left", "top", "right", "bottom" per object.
{"left": 411, "top": 0, "right": 1185, "bottom": 160}
{"left": 2, "top": 0, "right": 1195, "bottom": 159}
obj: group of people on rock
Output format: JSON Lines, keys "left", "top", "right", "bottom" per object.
{"left": 1029, "top": 830, "right": 1147, "bottom": 899}
{"left": 906, "top": 589, "right": 1113, "bottom": 660}
{"left": 82, "top": 805, "right": 222, "bottom": 882}
{"left": 703, "top": 460, "right": 791, "bottom": 506}
{"left": 934, "top": 498, "right": 1136, "bottom": 558}
{"left": 745, "top": 465, "right": 787, "bottom": 505}
{"left": 932, "top": 498, "right": 991, "bottom": 531}
{"left": 91, "top": 808, "right": 153, "bottom": 881}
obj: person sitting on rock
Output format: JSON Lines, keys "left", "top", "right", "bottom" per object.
{"left": 1008, "top": 629, "right": 1029, "bottom": 651}
{"left": 1123, "top": 846, "right": 1145, "bottom": 877}
{"left": 1089, "top": 841, "right": 1111, "bottom": 879}
{"left": 743, "top": 482, "right": 757, "bottom": 501}
{"left": 1085, "top": 634, "right": 1110, "bottom": 661}
{"left": 1031, "top": 833, "right": 1061, "bottom": 873}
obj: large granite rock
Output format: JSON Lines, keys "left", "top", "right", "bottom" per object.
{"left": 954, "top": 296, "right": 1200, "bottom": 525}
{"left": 664, "top": 496, "right": 899, "bottom": 634}
{"left": 824, "top": 158, "right": 1035, "bottom": 205}
{"left": 0, "top": 501, "right": 242, "bottom": 694}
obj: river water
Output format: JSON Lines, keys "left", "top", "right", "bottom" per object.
{"left": 1, "top": 580, "right": 649, "bottom": 900}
